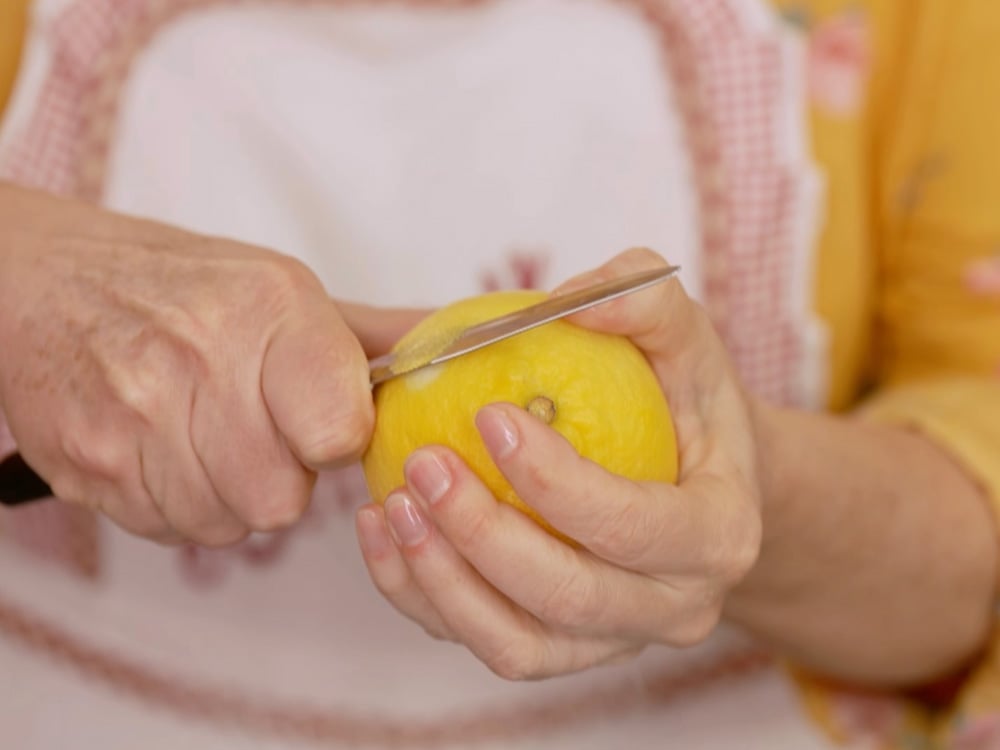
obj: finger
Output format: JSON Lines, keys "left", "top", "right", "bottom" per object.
{"left": 101, "top": 481, "right": 185, "bottom": 545}
{"left": 403, "top": 445, "right": 697, "bottom": 644}
{"left": 39, "top": 424, "right": 182, "bottom": 544}
{"left": 262, "top": 297, "right": 374, "bottom": 470}
{"left": 355, "top": 503, "right": 454, "bottom": 641}
{"left": 141, "top": 421, "right": 250, "bottom": 548}
{"left": 194, "top": 375, "right": 317, "bottom": 533}
{"left": 553, "top": 247, "right": 706, "bottom": 361}
{"left": 108, "top": 383, "right": 250, "bottom": 546}
{"left": 85, "top": 481, "right": 182, "bottom": 544}
{"left": 552, "top": 247, "right": 752, "bottom": 471}
{"left": 335, "top": 301, "right": 429, "bottom": 358}
{"left": 476, "top": 403, "right": 760, "bottom": 583}
{"left": 148, "top": 528, "right": 187, "bottom": 545}
{"left": 381, "top": 487, "right": 623, "bottom": 679}
{"left": 59, "top": 460, "right": 211, "bottom": 546}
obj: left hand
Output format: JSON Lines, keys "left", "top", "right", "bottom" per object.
{"left": 354, "top": 248, "right": 763, "bottom": 680}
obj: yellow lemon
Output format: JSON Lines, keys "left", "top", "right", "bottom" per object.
{"left": 362, "top": 290, "right": 678, "bottom": 537}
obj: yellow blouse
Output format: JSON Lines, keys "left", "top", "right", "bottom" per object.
{"left": 778, "top": 0, "right": 1000, "bottom": 745}
{"left": 2, "top": 0, "right": 999, "bottom": 746}
{"left": 0, "top": 1, "right": 29, "bottom": 118}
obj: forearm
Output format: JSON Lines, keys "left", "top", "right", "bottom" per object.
{"left": 725, "top": 402, "right": 998, "bottom": 687}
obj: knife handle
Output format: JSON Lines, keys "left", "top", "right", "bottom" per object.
{"left": 0, "top": 453, "right": 52, "bottom": 505}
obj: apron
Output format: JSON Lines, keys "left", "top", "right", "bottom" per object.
{"left": 0, "top": 1, "right": 829, "bottom": 747}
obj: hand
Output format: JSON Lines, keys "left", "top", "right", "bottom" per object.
{"left": 355, "top": 248, "right": 763, "bottom": 680}
{"left": 0, "top": 184, "right": 373, "bottom": 546}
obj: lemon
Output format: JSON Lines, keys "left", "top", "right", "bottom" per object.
{"left": 362, "top": 290, "right": 678, "bottom": 537}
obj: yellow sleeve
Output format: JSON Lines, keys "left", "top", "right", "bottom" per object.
{"left": 0, "top": 0, "right": 31, "bottom": 119}
{"left": 864, "top": 0, "right": 1000, "bottom": 514}
{"left": 861, "top": 380, "right": 1000, "bottom": 512}
{"left": 797, "top": 1, "right": 1000, "bottom": 746}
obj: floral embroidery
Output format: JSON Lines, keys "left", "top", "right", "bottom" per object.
{"left": 826, "top": 691, "right": 909, "bottom": 748}
{"left": 781, "top": 4, "right": 871, "bottom": 116}
{"left": 807, "top": 10, "right": 870, "bottom": 115}
{"left": 963, "top": 254, "right": 1000, "bottom": 379}
{"left": 951, "top": 713, "right": 1000, "bottom": 749}
{"left": 480, "top": 248, "right": 550, "bottom": 292}
{"left": 963, "top": 254, "right": 1000, "bottom": 297}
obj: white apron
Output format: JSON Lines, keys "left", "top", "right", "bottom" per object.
{"left": 0, "top": 1, "right": 829, "bottom": 747}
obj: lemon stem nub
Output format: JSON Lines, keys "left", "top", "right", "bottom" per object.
{"left": 525, "top": 396, "right": 556, "bottom": 424}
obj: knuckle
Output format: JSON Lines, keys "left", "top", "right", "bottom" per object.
{"left": 152, "top": 530, "right": 186, "bottom": 547}
{"left": 372, "top": 572, "right": 408, "bottom": 600}
{"left": 520, "top": 458, "right": 557, "bottom": 500}
{"left": 587, "top": 500, "right": 647, "bottom": 563}
{"left": 485, "top": 638, "right": 545, "bottom": 682}
{"left": 713, "top": 508, "right": 762, "bottom": 586}
{"left": 603, "top": 646, "right": 644, "bottom": 667}
{"left": 732, "top": 526, "right": 762, "bottom": 584}
{"left": 364, "top": 544, "right": 410, "bottom": 599}
{"left": 538, "top": 571, "right": 601, "bottom": 631}
{"left": 272, "top": 254, "right": 320, "bottom": 289}
{"left": 150, "top": 305, "right": 213, "bottom": 365}
{"left": 241, "top": 491, "right": 311, "bottom": 532}
{"left": 159, "top": 479, "right": 261, "bottom": 542}
{"left": 256, "top": 254, "right": 321, "bottom": 307}
{"left": 59, "top": 429, "right": 128, "bottom": 483}
{"left": 296, "top": 405, "right": 374, "bottom": 467}
{"left": 100, "top": 333, "right": 197, "bottom": 422}
{"left": 120, "top": 515, "right": 172, "bottom": 540}
{"left": 191, "top": 521, "right": 251, "bottom": 548}
{"left": 620, "top": 246, "right": 668, "bottom": 269}
{"left": 422, "top": 624, "right": 453, "bottom": 642}
{"left": 668, "top": 600, "right": 723, "bottom": 648}
{"left": 585, "top": 292, "right": 632, "bottom": 331}
{"left": 112, "top": 369, "right": 166, "bottom": 423}
{"left": 447, "top": 501, "right": 494, "bottom": 551}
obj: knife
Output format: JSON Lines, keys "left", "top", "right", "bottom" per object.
{"left": 369, "top": 265, "right": 680, "bottom": 385}
{"left": 0, "top": 264, "right": 680, "bottom": 505}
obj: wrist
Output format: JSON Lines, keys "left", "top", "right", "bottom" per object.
{"left": 747, "top": 396, "right": 787, "bottom": 542}
{"left": 723, "top": 397, "right": 795, "bottom": 619}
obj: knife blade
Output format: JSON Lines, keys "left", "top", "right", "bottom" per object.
{"left": 368, "top": 264, "right": 680, "bottom": 386}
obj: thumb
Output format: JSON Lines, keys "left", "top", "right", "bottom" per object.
{"left": 552, "top": 247, "right": 702, "bottom": 361}
{"left": 262, "top": 299, "right": 374, "bottom": 470}
{"left": 335, "top": 301, "right": 430, "bottom": 359}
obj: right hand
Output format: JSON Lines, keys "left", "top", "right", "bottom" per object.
{"left": 0, "top": 183, "right": 373, "bottom": 546}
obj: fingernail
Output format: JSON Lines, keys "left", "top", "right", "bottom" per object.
{"left": 384, "top": 493, "right": 429, "bottom": 547}
{"left": 552, "top": 271, "right": 600, "bottom": 297}
{"left": 476, "top": 406, "right": 519, "bottom": 460}
{"left": 357, "top": 507, "right": 391, "bottom": 557}
{"left": 405, "top": 450, "right": 451, "bottom": 505}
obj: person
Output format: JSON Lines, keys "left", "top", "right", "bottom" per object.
{"left": 0, "top": 0, "right": 998, "bottom": 748}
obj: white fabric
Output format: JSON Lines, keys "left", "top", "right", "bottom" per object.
{"left": 106, "top": 0, "right": 703, "bottom": 303}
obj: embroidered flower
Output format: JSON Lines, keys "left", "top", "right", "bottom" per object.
{"left": 805, "top": 9, "right": 871, "bottom": 116}
{"left": 827, "top": 692, "right": 908, "bottom": 749}
{"left": 963, "top": 255, "right": 1000, "bottom": 297}
{"left": 481, "top": 248, "right": 550, "bottom": 292}
{"left": 952, "top": 713, "right": 1000, "bottom": 749}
